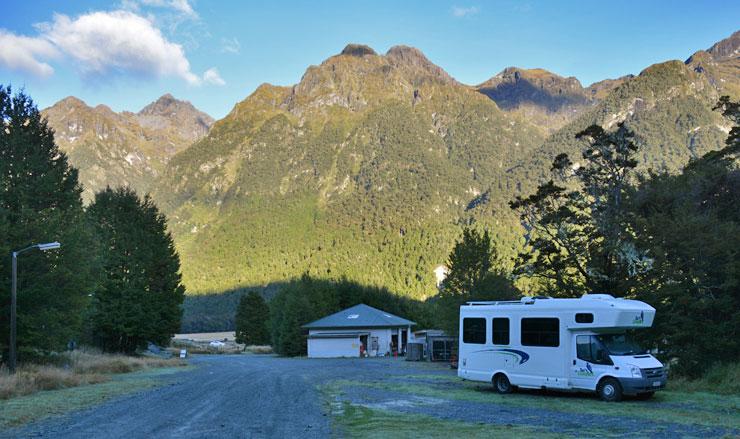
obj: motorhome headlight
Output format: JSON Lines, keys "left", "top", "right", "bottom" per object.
{"left": 629, "top": 365, "right": 642, "bottom": 378}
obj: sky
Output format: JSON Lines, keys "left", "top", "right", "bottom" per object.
{"left": 1, "top": 1, "right": 739, "bottom": 119}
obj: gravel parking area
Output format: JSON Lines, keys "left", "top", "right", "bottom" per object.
{"left": 3, "top": 355, "right": 738, "bottom": 438}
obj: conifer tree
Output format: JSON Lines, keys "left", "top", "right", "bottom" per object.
{"left": 0, "top": 86, "right": 96, "bottom": 359}
{"left": 235, "top": 291, "right": 270, "bottom": 345}
{"left": 87, "top": 187, "right": 185, "bottom": 353}
{"left": 437, "top": 228, "right": 517, "bottom": 335}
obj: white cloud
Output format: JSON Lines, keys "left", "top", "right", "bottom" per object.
{"left": 0, "top": 30, "right": 59, "bottom": 78}
{"left": 203, "top": 67, "right": 225, "bottom": 86}
{"left": 452, "top": 6, "right": 479, "bottom": 17}
{"left": 221, "top": 37, "right": 240, "bottom": 54}
{"left": 127, "top": 0, "right": 197, "bottom": 18}
{"left": 38, "top": 10, "right": 201, "bottom": 85}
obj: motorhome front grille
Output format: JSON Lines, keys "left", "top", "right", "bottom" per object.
{"left": 641, "top": 367, "right": 665, "bottom": 378}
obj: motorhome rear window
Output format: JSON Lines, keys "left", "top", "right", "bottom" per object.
{"left": 521, "top": 318, "right": 559, "bottom": 347}
{"left": 492, "top": 318, "right": 509, "bottom": 345}
{"left": 575, "top": 313, "right": 594, "bottom": 323}
{"left": 463, "top": 318, "right": 486, "bottom": 344}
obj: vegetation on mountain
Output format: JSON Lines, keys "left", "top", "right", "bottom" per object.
{"left": 0, "top": 86, "right": 97, "bottom": 360}
{"left": 234, "top": 291, "right": 270, "bottom": 345}
{"left": 86, "top": 187, "right": 185, "bottom": 353}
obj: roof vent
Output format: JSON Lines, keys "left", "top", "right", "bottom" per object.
{"left": 347, "top": 314, "right": 359, "bottom": 319}
{"left": 520, "top": 297, "right": 536, "bottom": 304}
{"left": 582, "top": 293, "right": 615, "bottom": 300}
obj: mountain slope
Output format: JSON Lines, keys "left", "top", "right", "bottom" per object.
{"left": 43, "top": 95, "right": 213, "bottom": 200}
{"left": 157, "top": 44, "right": 545, "bottom": 296}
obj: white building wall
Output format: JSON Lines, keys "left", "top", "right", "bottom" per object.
{"left": 308, "top": 328, "right": 406, "bottom": 357}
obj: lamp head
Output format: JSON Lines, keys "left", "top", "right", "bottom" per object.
{"left": 37, "top": 242, "right": 61, "bottom": 251}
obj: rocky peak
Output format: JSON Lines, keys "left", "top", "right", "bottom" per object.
{"left": 385, "top": 45, "right": 454, "bottom": 83}
{"left": 706, "top": 30, "right": 740, "bottom": 61}
{"left": 340, "top": 44, "right": 377, "bottom": 57}
{"left": 480, "top": 67, "right": 585, "bottom": 94}
{"left": 139, "top": 93, "right": 193, "bottom": 117}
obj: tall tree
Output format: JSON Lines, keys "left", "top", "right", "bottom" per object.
{"left": 235, "top": 291, "right": 270, "bottom": 345}
{"left": 87, "top": 187, "right": 185, "bottom": 353}
{"left": 629, "top": 97, "right": 740, "bottom": 376}
{"left": 0, "top": 86, "right": 96, "bottom": 360}
{"left": 437, "top": 228, "right": 517, "bottom": 335}
{"left": 510, "top": 123, "right": 649, "bottom": 297}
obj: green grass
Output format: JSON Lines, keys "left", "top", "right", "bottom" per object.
{"left": 328, "top": 375, "right": 740, "bottom": 431}
{"left": 321, "top": 381, "right": 568, "bottom": 438}
{"left": 0, "top": 366, "right": 187, "bottom": 429}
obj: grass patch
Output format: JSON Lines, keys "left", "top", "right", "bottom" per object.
{"left": 669, "top": 362, "right": 740, "bottom": 395}
{"left": 336, "top": 377, "right": 740, "bottom": 430}
{"left": 0, "top": 366, "right": 185, "bottom": 429}
{"left": 245, "top": 345, "right": 273, "bottom": 354}
{"left": 321, "top": 381, "right": 565, "bottom": 438}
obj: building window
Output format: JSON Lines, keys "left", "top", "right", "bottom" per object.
{"left": 521, "top": 318, "right": 559, "bottom": 347}
{"left": 492, "top": 318, "right": 510, "bottom": 345}
{"left": 575, "top": 313, "right": 594, "bottom": 323}
{"left": 463, "top": 318, "right": 486, "bottom": 344}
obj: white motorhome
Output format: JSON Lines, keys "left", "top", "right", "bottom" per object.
{"left": 457, "top": 294, "right": 667, "bottom": 401}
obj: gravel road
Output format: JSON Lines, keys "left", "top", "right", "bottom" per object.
{"left": 4, "top": 355, "right": 738, "bottom": 438}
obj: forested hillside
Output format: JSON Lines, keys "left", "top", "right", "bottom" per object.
{"left": 157, "top": 44, "right": 545, "bottom": 298}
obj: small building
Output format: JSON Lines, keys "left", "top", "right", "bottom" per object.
{"left": 409, "top": 329, "right": 457, "bottom": 362}
{"left": 302, "top": 304, "right": 415, "bottom": 358}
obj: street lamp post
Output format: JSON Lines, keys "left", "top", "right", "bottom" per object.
{"left": 8, "top": 241, "right": 60, "bottom": 373}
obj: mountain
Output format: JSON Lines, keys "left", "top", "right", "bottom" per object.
{"left": 156, "top": 33, "right": 739, "bottom": 302}
{"left": 156, "top": 44, "right": 545, "bottom": 296}
{"left": 43, "top": 95, "right": 213, "bottom": 200}
{"left": 518, "top": 31, "right": 740, "bottom": 187}
{"left": 477, "top": 67, "right": 596, "bottom": 133}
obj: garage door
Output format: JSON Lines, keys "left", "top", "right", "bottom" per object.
{"left": 308, "top": 337, "right": 359, "bottom": 358}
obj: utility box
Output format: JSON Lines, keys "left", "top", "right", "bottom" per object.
{"left": 406, "top": 342, "right": 424, "bottom": 361}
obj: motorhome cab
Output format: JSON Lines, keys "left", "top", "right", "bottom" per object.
{"left": 457, "top": 294, "right": 667, "bottom": 401}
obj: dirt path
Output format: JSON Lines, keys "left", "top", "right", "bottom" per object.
{"left": 4, "top": 355, "right": 335, "bottom": 438}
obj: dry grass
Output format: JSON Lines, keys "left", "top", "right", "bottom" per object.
{"left": 245, "top": 345, "right": 273, "bottom": 354}
{"left": 170, "top": 339, "right": 244, "bottom": 354}
{"left": 0, "top": 348, "right": 186, "bottom": 400}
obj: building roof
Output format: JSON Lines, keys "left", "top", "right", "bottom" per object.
{"left": 307, "top": 332, "right": 370, "bottom": 339}
{"left": 302, "top": 304, "right": 416, "bottom": 329}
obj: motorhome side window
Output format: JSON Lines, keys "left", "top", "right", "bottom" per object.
{"left": 576, "top": 335, "right": 612, "bottom": 365}
{"left": 575, "top": 313, "right": 594, "bottom": 323}
{"left": 462, "top": 318, "right": 486, "bottom": 344}
{"left": 520, "top": 318, "right": 559, "bottom": 347}
{"left": 491, "top": 318, "right": 509, "bottom": 345}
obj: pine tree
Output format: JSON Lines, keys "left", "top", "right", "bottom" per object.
{"left": 437, "top": 228, "right": 517, "bottom": 335}
{"left": 0, "top": 86, "right": 96, "bottom": 360}
{"left": 87, "top": 187, "right": 185, "bottom": 353}
{"left": 235, "top": 291, "right": 270, "bottom": 345}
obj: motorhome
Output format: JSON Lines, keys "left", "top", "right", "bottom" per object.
{"left": 457, "top": 294, "right": 667, "bottom": 401}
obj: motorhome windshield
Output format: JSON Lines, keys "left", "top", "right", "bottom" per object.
{"left": 596, "top": 334, "right": 646, "bottom": 356}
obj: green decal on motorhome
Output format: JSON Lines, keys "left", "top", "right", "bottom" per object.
{"left": 632, "top": 311, "right": 645, "bottom": 325}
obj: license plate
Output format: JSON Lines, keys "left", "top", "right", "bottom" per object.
{"left": 652, "top": 381, "right": 661, "bottom": 387}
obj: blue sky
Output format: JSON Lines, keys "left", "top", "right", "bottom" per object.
{"left": 1, "top": 1, "right": 739, "bottom": 119}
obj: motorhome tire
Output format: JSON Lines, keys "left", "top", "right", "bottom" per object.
{"left": 635, "top": 392, "right": 654, "bottom": 400}
{"left": 597, "top": 377, "right": 623, "bottom": 402}
{"left": 493, "top": 374, "right": 513, "bottom": 394}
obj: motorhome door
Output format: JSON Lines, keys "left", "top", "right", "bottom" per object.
{"left": 570, "top": 335, "right": 611, "bottom": 390}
